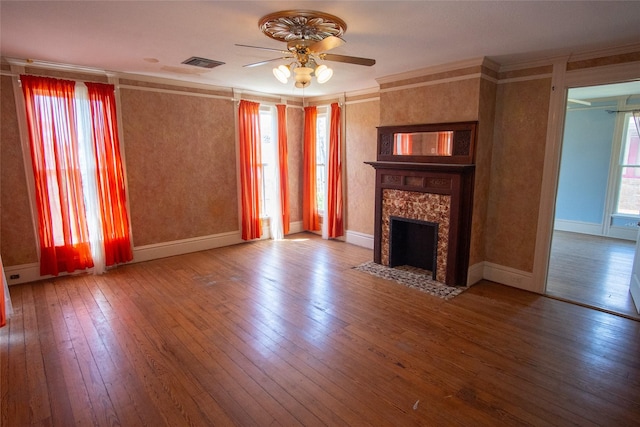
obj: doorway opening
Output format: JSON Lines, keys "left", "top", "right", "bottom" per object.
{"left": 547, "top": 81, "right": 640, "bottom": 320}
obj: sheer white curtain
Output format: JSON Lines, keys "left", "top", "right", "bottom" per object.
{"left": 269, "top": 182, "right": 284, "bottom": 240}
{"left": 75, "top": 83, "right": 106, "bottom": 274}
{"left": 267, "top": 107, "right": 284, "bottom": 240}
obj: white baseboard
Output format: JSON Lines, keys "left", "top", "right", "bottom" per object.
{"left": 134, "top": 220, "right": 305, "bottom": 261}
{"left": 133, "top": 231, "right": 243, "bottom": 263}
{"left": 345, "top": 230, "right": 374, "bottom": 249}
{"left": 467, "top": 262, "right": 484, "bottom": 286}
{"left": 6, "top": 224, "right": 309, "bottom": 286}
{"left": 606, "top": 226, "right": 637, "bottom": 241}
{"left": 554, "top": 219, "right": 602, "bottom": 236}
{"left": 4, "top": 262, "right": 43, "bottom": 286}
{"left": 554, "top": 220, "right": 636, "bottom": 241}
{"left": 134, "top": 221, "right": 302, "bottom": 263}
{"left": 288, "top": 221, "right": 304, "bottom": 234}
{"left": 6, "top": 231, "right": 245, "bottom": 285}
{"left": 6, "top": 227, "right": 538, "bottom": 296}
{"left": 482, "top": 262, "right": 534, "bottom": 292}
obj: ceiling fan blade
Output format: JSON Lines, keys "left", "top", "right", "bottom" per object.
{"left": 243, "top": 57, "right": 291, "bottom": 68}
{"left": 322, "top": 53, "right": 376, "bottom": 66}
{"left": 235, "top": 44, "right": 289, "bottom": 54}
{"left": 308, "top": 36, "right": 345, "bottom": 53}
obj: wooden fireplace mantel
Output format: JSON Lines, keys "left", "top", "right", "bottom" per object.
{"left": 365, "top": 161, "right": 475, "bottom": 173}
{"left": 366, "top": 162, "right": 474, "bottom": 286}
{"left": 366, "top": 122, "right": 477, "bottom": 287}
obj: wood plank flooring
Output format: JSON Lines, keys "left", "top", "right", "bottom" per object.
{"left": 547, "top": 230, "right": 640, "bottom": 320}
{"left": 2, "top": 233, "right": 640, "bottom": 426}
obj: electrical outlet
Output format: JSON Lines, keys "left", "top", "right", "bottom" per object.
{"left": 10, "top": 274, "right": 20, "bottom": 280}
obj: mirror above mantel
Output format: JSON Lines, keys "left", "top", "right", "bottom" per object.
{"left": 393, "top": 131, "right": 454, "bottom": 156}
{"left": 377, "top": 121, "right": 477, "bottom": 164}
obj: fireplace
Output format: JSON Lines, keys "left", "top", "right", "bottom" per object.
{"left": 389, "top": 216, "right": 438, "bottom": 280}
{"left": 367, "top": 121, "right": 477, "bottom": 287}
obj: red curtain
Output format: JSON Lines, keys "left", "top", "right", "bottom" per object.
{"left": 276, "top": 104, "right": 290, "bottom": 235}
{"left": 394, "top": 134, "right": 413, "bottom": 155}
{"left": 437, "top": 131, "right": 453, "bottom": 155}
{"left": 303, "top": 106, "right": 320, "bottom": 231}
{"left": 238, "top": 100, "right": 263, "bottom": 240}
{"left": 21, "top": 75, "right": 94, "bottom": 276}
{"left": 85, "top": 83, "right": 133, "bottom": 266}
{"left": 326, "top": 103, "right": 344, "bottom": 238}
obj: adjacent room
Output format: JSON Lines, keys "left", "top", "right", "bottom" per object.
{"left": 548, "top": 82, "right": 640, "bottom": 320}
{"left": 1, "top": 2, "right": 640, "bottom": 425}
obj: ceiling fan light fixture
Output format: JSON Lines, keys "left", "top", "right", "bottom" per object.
{"left": 294, "top": 66, "right": 313, "bottom": 88}
{"left": 240, "top": 10, "right": 375, "bottom": 90}
{"left": 273, "top": 64, "right": 290, "bottom": 83}
{"left": 315, "top": 64, "right": 333, "bottom": 84}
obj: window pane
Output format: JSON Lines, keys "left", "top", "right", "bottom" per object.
{"left": 260, "top": 110, "right": 274, "bottom": 217}
{"left": 316, "top": 115, "right": 327, "bottom": 211}
{"left": 617, "top": 166, "right": 640, "bottom": 215}
{"left": 621, "top": 115, "right": 640, "bottom": 166}
{"left": 616, "top": 115, "right": 640, "bottom": 215}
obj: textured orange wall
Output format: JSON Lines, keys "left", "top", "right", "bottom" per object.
{"left": 345, "top": 98, "right": 379, "bottom": 235}
{"left": 380, "top": 78, "right": 481, "bottom": 126}
{"left": 0, "top": 75, "right": 38, "bottom": 265}
{"left": 486, "top": 77, "right": 552, "bottom": 272}
{"left": 120, "top": 86, "right": 238, "bottom": 246}
{"left": 469, "top": 78, "right": 497, "bottom": 266}
{"left": 286, "top": 106, "right": 303, "bottom": 224}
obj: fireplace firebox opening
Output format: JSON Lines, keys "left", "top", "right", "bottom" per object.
{"left": 389, "top": 216, "right": 438, "bottom": 280}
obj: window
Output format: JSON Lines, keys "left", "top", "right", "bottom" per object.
{"left": 21, "top": 75, "right": 132, "bottom": 275}
{"left": 42, "top": 87, "right": 98, "bottom": 246}
{"left": 259, "top": 106, "right": 277, "bottom": 218}
{"left": 316, "top": 111, "right": 328, "bottom": 214}
{"left": 615, "top": 113, "right": 640, "bottom": 215}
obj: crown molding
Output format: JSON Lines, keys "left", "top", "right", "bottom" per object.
{"left": 4, "top": 57, "right": 113, "bottom": 76}
{"left": 376, "top": 57, "right": 488, "bottom": 86}
{"left": 567, "top": 42, "right": 640, "bottom": 63}
{"left": 497, "top": 42, "right": 640, "bottom": 73}
{"left": 497, "top": 56, "right": 565, "bottom": 73}
{"left": 344, "top": 86, "right": 380, "bottom": 98}
{"left": 111, "top": 71, "right": 237, "bottom": 95}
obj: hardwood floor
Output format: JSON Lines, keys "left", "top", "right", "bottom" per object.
{"left": 547, "top": 230, "right": 640, "bottom": 320}
{"left": 2, "top": 233, "right": 640, "bottom": 426}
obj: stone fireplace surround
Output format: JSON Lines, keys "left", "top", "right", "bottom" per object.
{"left": 367, "top": 122, "right": 476, "bottom": 287}
{"left": 383, "top": 190, "right": 450, "bottom": 283}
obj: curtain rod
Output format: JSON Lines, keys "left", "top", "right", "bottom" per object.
{"left": 605, "top": 108, "right": 640, "bottom": 114}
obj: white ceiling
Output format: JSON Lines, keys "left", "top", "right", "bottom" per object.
{"left": 2, "top": 1, "right": 640, "bottom": 98}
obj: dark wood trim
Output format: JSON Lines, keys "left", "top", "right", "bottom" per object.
{"left": 376, "top": 121, "right": 477, "bottom": 164}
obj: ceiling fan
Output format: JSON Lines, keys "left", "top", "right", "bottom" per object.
{"left": 236, "top": 10, "right": 376, "bottom": 88}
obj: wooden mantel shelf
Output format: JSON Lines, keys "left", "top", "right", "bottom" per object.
{"left": 365, "top": 161, "right": 475, "bottom": 173}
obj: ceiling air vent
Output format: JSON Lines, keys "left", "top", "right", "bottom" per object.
{"left": 181, "top": 56, "right": 225, "bottom": 69}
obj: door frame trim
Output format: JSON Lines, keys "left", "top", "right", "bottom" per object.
{"left": 533, "top": 60, "right": 640, "bottom": 295}
{"left": 630, "top": 272, "right": 640, "bottom": 313}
